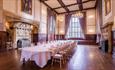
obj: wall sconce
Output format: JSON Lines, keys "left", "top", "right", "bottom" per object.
{"left": 59, "top": 30, "right": 64, "bottom": 34}
{"left": 59, "top": 18, "right": 64, "bottom": 22}
{"left": 88, "top": 15, "right": 94, "bottom": 19}
{"left": 5, "top": 21, "right": 9, "bottom": 29}
{"left": 31, "top": 25, "right": 33, "bottom": 29}
{"left": 58, "top": 15, "right": 64, "bottom": 22}
{"left": 88, "top": 29, "right": 94, "bottom": 33}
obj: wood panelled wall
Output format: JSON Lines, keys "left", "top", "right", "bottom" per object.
{"left": 0, "top": 31, "right": 7, "bottom": 51}
{"left": 0, "top": 0, "right": 4, "bottom": 31}
{"left": 112, "top": 31, "right": 115, "bottom": 54}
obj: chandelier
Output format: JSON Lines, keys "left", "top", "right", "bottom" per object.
{"left": 74, "top": 11, "right": 84, "bottom": 18}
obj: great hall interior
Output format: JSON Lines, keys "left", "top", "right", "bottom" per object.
{"left": 0, "top": 0, "right": 115, "bottom": 70}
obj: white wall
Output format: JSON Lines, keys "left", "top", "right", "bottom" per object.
{"left": 3, "top": 0, "right": 41, "bottom": 22}
{"left": 3, "top": 0, "right": 48, "bottom": 34}
{"left": 39, "top": 3, "right": 47, "bottom": 34}
{"left": 56, "top": 14, "right": 65, "bottom": 35}
{"left": 3, "top": 0, "right": 17, "bottom": 14}
{"left": 34, "top": 0, "right": 41, "bottom": 22}
{"left": 86, "top": 9, "right": 96, "bottom": 34}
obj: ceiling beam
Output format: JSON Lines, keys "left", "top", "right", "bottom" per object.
{"left": 39, "top": 0, "right": 58, "bottom": 14}
{"left": 57, "top": 0, "right": 69, "bottom": 12}
{"left": 40, "top": 0, "right": 96, "bottom": 14}
{"left": 53, "top": 0, "right": 95, "bottom": 9}
{"left": 40, "top": 0, "right": 48, "bottom": 1}
{"left": 59, "top": 7, "right": 95, "bottom": 14}
{"left": 77, "top": 0, "right": 83, "bottom": 11}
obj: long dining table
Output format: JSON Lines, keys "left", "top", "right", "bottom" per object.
{"left": 20, "top": 40, "right": 75, "bottom": 68}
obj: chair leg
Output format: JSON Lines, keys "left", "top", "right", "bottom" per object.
{"left": 22, "top": 58, "right": 26, "bottom": 65}
{"left": 63, "top": 57, "right": 65, "bottom": 64}
{"left": 60, "top": 58, "right": 62, "bottom": 68}
{"left": 51, "top": 58, "right": 54, "bottom": 66}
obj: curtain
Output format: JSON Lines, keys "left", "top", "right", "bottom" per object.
{"left": 79, "top": 12, "right": 86, "bottom": 38}
{"left": 65, "top": 14, "right": 72, "bottom": 36}
{"left": 47, "top": 8, "right": 56, "bottom": 41}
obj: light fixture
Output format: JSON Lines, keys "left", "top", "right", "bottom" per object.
{"left": 59, "top": 30, "right": 64, "bottom": 34}
{"left": 58, "top": 15, "right": 64, "bottom": 22}
{"left": 88, "top": 29, "right": 94, "bottom": 33}
{"left": 5, "top": 21, "right": 9, "bottom": 29}
{"left": 88, "top": 15, "right": 94, "bottom": 18}
{"left": 74, "top": 11, "right": 83, "bottom": 18}
{"left": 31, "top": 25, "right": 33, "bottom": 29}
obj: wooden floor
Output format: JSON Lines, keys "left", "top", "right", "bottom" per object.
{"left": 0, "top": 45, "right": 115, "bottom": 70}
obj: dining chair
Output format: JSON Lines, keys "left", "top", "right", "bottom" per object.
{"left": 51, "top": 53, "right": 64, "bottom": 68}
{"left": 51, "top": 47, "right": 65, "bottom": 68}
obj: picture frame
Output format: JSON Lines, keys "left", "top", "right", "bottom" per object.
{"left": 21, "top": 0, "right": 32, "bottom": 15}
{"left": 105, "top": 0, "right": 111, "bottom": 16}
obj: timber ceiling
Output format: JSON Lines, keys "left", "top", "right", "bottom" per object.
{"left": 40, "top": 0, "right": 97, "bottom": 14}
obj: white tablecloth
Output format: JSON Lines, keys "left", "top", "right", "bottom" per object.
{"left": 20, "top": 40, "right": 75, "bottom": 68}
{"left": 20, "top": 46, "right": 51, "bottom": 68}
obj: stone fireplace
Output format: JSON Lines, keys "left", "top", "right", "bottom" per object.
{"left": 17, "top": 38, "right": 31, "bottom": 48}
{"left": 14, "top": 22, "right": 32, "bottom": 48}
{"left": 101, "top": 22, "right": 113, "bottom": 53}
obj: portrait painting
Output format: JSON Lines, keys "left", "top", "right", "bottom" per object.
{"left": 105, "top": 0, "right": 111, "bottom": 16}
{"left": 21, "top": 0, "right": 32, "bottom": 14}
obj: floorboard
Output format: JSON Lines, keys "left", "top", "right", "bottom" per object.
{"left": 0, "top": 45, "right": 115, "bottom": 70}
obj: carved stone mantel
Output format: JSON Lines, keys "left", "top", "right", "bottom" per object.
{"left": 101, "top": 22, "right": 113, "bottom": 53}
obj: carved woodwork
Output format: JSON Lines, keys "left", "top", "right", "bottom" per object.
{"left": 3, "top": 10, "right": 39, "bottom": 48}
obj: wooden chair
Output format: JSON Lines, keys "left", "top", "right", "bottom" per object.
{"left": 51, "top": 47, "right": 65, "bottom": 68}
{"left": 51, "top": 53, "right": 64, "bottom": 68}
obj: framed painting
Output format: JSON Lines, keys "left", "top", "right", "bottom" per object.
{"left": 105, "top": 0, "right": 111, "bottom": 16}
{"left": 21, "top": 0, "right": 32, "bottom": 15}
